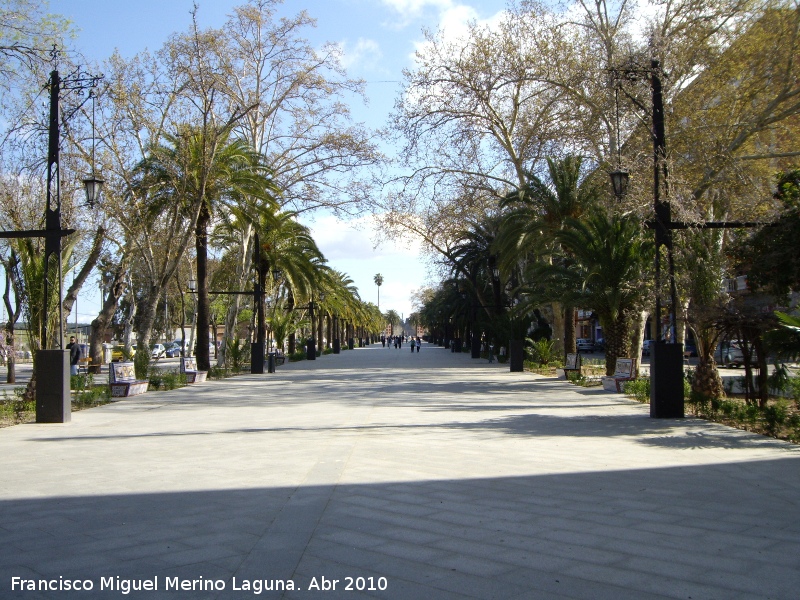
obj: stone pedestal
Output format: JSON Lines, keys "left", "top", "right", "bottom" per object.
{"left": 36, "top": 350, "right": 70, "bottom": 423}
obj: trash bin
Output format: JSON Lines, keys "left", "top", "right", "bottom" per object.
{"left": 268, "top": 352, "right": 276, "bottom": 373}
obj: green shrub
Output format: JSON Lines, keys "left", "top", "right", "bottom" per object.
{"left": 719, "top": 399, "right": 737, "bottom": 419}
{"left": 565, "top": 371, "right": 601, "bottom": 387}
{"left": 624, "top": 377, "right": 650, "bottom": 403}
{"left": 787, "top": 377, "right": 800, "bottom": 408}
{"left": 288, "top": 350, "right": 306, "bottom": 362}
{"left": 132, "top": 349, "right": 150, "bottom": 380}
{"left": 226, "top": 338, "right": 250, "bottom": 373}
{"left": 70, "top": 373, "right": 92, "bottom": 391}
{"left": 525, "top": 338, "right": 557, "bottom": 365}
{"left": 323, "top": 348, "right": 334, "bottom": 355}
{"left": 73, "top": 385, "right": 110, "bottom": 409}
{"left": 762, "top": 399, "right": 790, "bottom": 436}
{"left": 1, "top": 388, "right": 33, "bottom": 420}
{"left": 208, "top": 365, "right": 231, "bottom": 379}
{"left": 148, "top": 374, "right": 164, "bottom": 390}
{"left": 162, "top": 371, "right": 187, "bottom": 390}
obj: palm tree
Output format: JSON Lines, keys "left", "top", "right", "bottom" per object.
{"left": 137, "top": 126, "right": 279, "bottom": 370}
{"left": 373, "top": 273, "right": 384, "bottom": 309}
{"left": 544, "top": 211, "right": 652, "bottom": 374}
{"left": 384, "top": 309, "right": 401, "bottom": 335}
{"left": 496, "top": 155, "right": 598, "bottom": 356}
{"left": 249, "top": 210, "right": 327, "bottom": 355}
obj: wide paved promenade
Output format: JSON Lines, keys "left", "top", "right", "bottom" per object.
{"left": 1, "top": 343, "right": 799, "bottom": 599}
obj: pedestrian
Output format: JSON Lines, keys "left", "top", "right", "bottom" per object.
{"left": 410, "top": 337, "right": 416, "bottom": 352}
{"left": 67, "top": 335, "right": 82, "bottom": 376}
{"left": 416, "top": 337, "right": 421, "bottom": 352}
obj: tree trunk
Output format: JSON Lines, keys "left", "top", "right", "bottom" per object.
{"left": 690, "top": 323, "right": 724, "bottom": 401}
{"left": 219, "top": 223, "right": 254, "bottom": 367}
{"left": 564, "top": 304, "right": 576, "bottom": 358}
{"left": 326, "top": 314, "right": 332, "bottom": 349}
{"left": 287, "top": 290, "right": 296, "bottom": 355}
{"left": 62, "top": 226, "right": 105, "bottom": 334}
{"left": 3, "top": 262, "right": 22, "bottom": 384}
{"left": 195, "top": 206, "right": 211, "bottom": 371}
{"left": 631, "top": 310, "right": 648, "bottom": 378}
{"left": 602, "top": 312, "right": 631, "bottom": 375}
{"left": 89, "top": 258, "right": 128, "bottom": 373}
{"left": 317, "top": 310, "right": 323, "bottom": 353}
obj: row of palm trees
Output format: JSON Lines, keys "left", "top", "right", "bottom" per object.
{"left": 129, "top": 125, "right": 385, "bottom": 371}
{"left": 416, "top": 155, "right": 652, "bottom": 375}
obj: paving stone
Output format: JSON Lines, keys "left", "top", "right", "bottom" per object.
{"left": 1, "top": 343, "right": 799, "bottom": 599}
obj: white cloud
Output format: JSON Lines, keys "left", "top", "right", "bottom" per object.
{"left": 385, "top": 0, "right": 506, "bottom": 60}
{"left": 337, "top": 37, "right": 384, "bottom": 71}
{"left": 302, "top": 213, "right": 427, "bottom": 315}
{"left": 380, "top": 0, "right": 453, "bottom": 19}
{"left": 305, "top": 214, "right": 420, "bottom": 262}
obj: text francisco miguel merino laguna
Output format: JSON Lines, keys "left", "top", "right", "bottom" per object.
{"left": 12, "top": 575, "right": 389, "bottom": 594}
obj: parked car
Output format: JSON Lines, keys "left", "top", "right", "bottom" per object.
{"left": 151, "top": 343, "right": 166, "bottom": 359}
{"left": 717, "top": 340, "right": 745, "bottom": 368}
{"left": 576, "top": 338, "right": 594, "bottom": 352}
{"left": 164, "top": 342, "right": 182, "bottom": 358}
{"left": 111, "top": 344, "right": 136, "bottom": 361}
{"left": 684, "top": 340, "right": 698, "bottom": 357}
{"left": 642, "top": 340, "right": 652, "bottom": 356}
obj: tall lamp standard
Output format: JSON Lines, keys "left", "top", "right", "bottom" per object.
{"left": 305, "top": 293, "right": 324, "bottom": 360}
{"left": 0, "top": 61, "right": 105, "bottom": 423}
{"left": 611, "top": 59, "right": 684, "bottom": 418}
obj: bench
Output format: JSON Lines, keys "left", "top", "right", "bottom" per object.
{"left": 557, "top": 353, "right": 582, "bottom": 379}
{"left": 77, "top": 356, "right": 91, "bottom": 375}
{"left": 601, "top": 358, "right": 637, "bottom": 392}
{"left": 180, "top": 357, "right": 208, "bottom": 383}
{"left": 108, "top": 362, "right": 149, "bottom": 397}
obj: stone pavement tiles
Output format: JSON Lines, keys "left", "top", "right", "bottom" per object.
{"left": 0, "top": 343, "right": 799, "bottom": 599}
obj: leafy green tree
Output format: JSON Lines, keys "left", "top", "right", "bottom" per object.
{"left": 373, "top": 273, "right": 384, "bottom": 309}
{"left": 744, "top": 169, "right": 800, "bottom": 296}
{"left": 384, "top": 310, "right": 400, "bottom": 336}
{"left": 540, "top": 211, "right": 652, "bottom": 374}
{"left": 497, "top": 155, "right": 599, "bottom": 356}
{"left": 136, "top": 127, "right": 278, "bottom": 370}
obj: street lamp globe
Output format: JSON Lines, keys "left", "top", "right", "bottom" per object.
{"left": 609, "top": 169, "right": 629, "bottom": 200}
{"left": 82, "top": 174, "right": 104, "bottom": 209}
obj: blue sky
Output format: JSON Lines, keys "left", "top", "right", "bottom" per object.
{"left": 50, "top": 0, "right": 507, "bottom": 321}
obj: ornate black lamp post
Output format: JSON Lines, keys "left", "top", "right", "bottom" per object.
{"left": 304, "top": 292, "right": 324, "bottom": 360}
{"left": 612, "top": 59, "right": 769, "bottom": 418}
{"left": 0, "top": 62, "right": 103, "bottom": 423}
{"left": 187, "top": 264, "right": 281, "bottom": 374}
{"left": 611, "top": 59, "right": 684, "bottom": 418}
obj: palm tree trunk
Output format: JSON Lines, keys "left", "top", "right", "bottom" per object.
{"left": 564, "top": 304, "right": 576, "bottom": 357}
{"left": 317, "top": 311, "right": 323, "bottom": 353}
{"left": 550, "top": 302, "right": 566, "bottom": 356}
{"left": 287, "top": 290, "right": 296, "bottom": 355}
{"left": 326, "top": 314, "right": 332, "bottom": 349}
{"left": 692, "top": 328, "right": 724, "bottom": 401}
{"left": 602, "top": 313, "right": 631, "bottom": 376}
